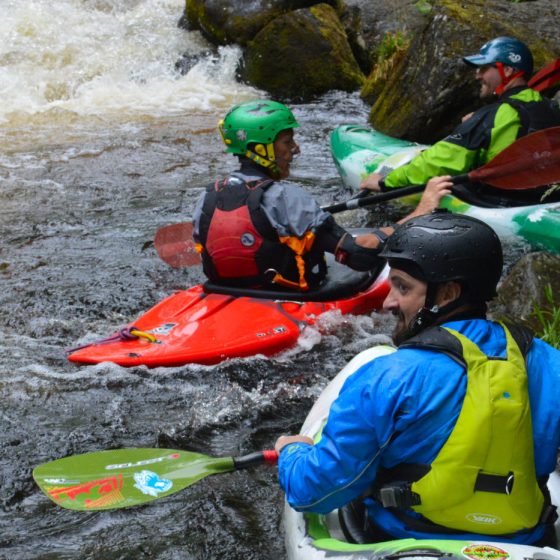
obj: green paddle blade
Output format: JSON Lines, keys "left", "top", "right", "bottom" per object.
{"left": 33, "top": 448, "right": 234, "bottom": 511}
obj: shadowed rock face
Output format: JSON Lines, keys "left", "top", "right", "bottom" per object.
{"left": 361, "top": 0, "right": 560, "bottom": 143}
{"left": 491, "top": 252, "right": 560, "bottom": 331}
{"left": 182, "top": 0, "right": 560, "bottom": 141}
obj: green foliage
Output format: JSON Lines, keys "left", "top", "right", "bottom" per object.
{"left": 532, "top": 284, "right": 560, "bottom": 348}
{"left": 375, "top": 31, "right": 409, "bottom": 63}
{"left": 415, "top": 0, "right": 432, "bottom": 15}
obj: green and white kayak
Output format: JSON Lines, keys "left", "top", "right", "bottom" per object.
{"left": 283, "top": 345, "right": 560, "bottom": 559}
{"left": 330, "top": 125, "right": 560, "bottom": 253}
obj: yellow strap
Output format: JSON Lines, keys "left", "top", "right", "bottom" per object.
{"left": 129, "top": 329, "right": 158, "bottom": 343}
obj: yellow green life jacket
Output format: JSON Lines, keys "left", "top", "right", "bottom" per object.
{"left": 379, "top": 323, "right": 545, "bottom": 536}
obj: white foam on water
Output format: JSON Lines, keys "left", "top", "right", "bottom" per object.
{"left": 0, "top": 0, "right": 260, "bottom": 125}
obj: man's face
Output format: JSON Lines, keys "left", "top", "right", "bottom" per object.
{"left": 382, "top": 268, "right": 427, "bottom": 344}
{"left": 273, "top": 129, "right": 300, "bottom": 179}
{"left": 475, "top": 64, "right": 502, "bottom": 98}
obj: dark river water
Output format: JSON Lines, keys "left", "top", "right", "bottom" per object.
{"left": 0, "top": 2, "right": 536, "bottom": 558}
{"left": 0, "top": 83, "right": 400, "bottom": 560}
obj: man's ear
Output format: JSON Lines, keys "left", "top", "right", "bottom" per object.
{"left": 436, "top": 281, "right": 462, "bottom": 307}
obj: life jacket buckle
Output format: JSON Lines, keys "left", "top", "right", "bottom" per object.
{"left": 506, "top": 473, "right": 514, "bottom": 495}
{"left": 379, "top": 485, "right": 421, "bottom": 508}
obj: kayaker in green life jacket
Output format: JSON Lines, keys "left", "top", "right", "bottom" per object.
{"left": 192, "top": 99, "right": 449, "bottom": 291}
{"left": 360, "top": 36, "right": 560, "bottom": 193}
{"left": 276, "top": 211, "right": 560, "bottom": 546}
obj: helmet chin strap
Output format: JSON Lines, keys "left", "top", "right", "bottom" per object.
{"left": 494, "top": 62, "right": 526, "bottom": 95}
{"left": 245, "top": 143, "right": 279, "bottom": 176}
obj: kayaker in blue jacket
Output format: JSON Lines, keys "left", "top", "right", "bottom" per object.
{"left": 192, "top": 99, "right": 448, "bottom": 290}
{"left": 276, "top": 211, "right": 560, "bottom": 546}
{"left": 360, "top": 37, "right": 560, "bottom": 192}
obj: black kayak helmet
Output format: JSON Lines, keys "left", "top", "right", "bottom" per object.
{"left": 380, "top": 210, "right": 503, "bottom": 304}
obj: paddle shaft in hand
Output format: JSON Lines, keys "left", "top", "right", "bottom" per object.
{"left": 33, "top": 448, "right": 278, "bottom": 511}
{"left": 323, "top": 126, "right": 560, "bottom": 214}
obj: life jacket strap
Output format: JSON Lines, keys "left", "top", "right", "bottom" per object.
{"left": 475, "top": 471, "right": 514, "bottom": 494}
{"left": 376, "top": 484, "right": 421, "bottom": 508}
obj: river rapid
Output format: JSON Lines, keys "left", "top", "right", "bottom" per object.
{"left": 0, "top": 1, "right": 404, "bottom": 558}
{"left": 0, "top": 2, "right": 535, "bottom": 559}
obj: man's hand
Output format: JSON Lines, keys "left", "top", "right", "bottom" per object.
{"left": 410, "top": 175, "right": 453, "bottom": 218}
{"left": 359, "top": 172, "right": 384, "bottom": 192}
{"left": 275, "top": 434, "right": 314, "bottom": 453}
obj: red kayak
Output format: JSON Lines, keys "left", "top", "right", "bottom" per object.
{"left": 67, "top": 255, "right": 389, "bottom": 368}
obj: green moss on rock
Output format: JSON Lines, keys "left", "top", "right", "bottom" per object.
{"left": 243, "top": 4, "right": 364, "bottom": 100}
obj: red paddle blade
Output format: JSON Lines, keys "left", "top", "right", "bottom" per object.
{"left": 154, "top": 222, "right": 201, "bottom": 268}
{"left": 529, "top": 59, "right": 560, "bottom": 92}
{"left": 469, "top": 126, "right": 560, "bottom": 189}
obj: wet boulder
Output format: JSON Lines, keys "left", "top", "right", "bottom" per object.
{"left": 362, "top": 0, "right": 560, "bottom": 143}
{"left": 241, "top": 3, "right": 364, "bottom": 100}
{"left": 491, "top": 251, "right": 560, "bottom": 333}
{"left": 184, "top": 0, "right": 343, "bottom": 46}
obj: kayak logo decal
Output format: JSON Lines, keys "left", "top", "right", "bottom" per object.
{"left": 149, "top": 323, "right": 177, "bottom": 336}
{"left": 508, "top": 52, "right": 522, "bottom": 64}
{"left": 106, "top": 453, "right": 180, "bottom": 470}
{"left": 241, "top": 232, "right": 255, "bottom": 247}
{"left": 133, "top": 470, "right": 173, "bottom": 497}
{"left": 256, "top": 326, "right": 288, "bottom": 338}
{"left": 466, "top": 512, "right": 502, "bottom": 525}
{"left": 462, "top": 544, "right": 509, "bottom": 560}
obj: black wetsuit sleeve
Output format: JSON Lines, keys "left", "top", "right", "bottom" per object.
{"left": 315, "top": 217, "right": 383, "bottom": 272}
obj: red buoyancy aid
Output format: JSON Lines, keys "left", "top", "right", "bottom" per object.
{"left": 196, "top": 176, "right": 327, "bottom": 289}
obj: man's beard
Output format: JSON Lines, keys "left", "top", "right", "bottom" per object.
{"left": 391, "top": 311, "right": 412, "bottom": 346}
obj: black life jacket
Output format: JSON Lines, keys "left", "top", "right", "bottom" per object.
{"left": 502, "top": 96, "right": 560, "bottom": 137}
{"left": 196, "top": 176, "right": 327, "bottom": 289}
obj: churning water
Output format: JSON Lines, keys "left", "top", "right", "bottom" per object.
{"left": 0, "top": 1, "right": 399, "bottom": 558}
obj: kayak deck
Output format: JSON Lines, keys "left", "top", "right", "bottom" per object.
{"left": 67, "top": 258, "right": 390, "bottom": 368}
{"left": 330, "top": 125, "right": 560, "bottom": 254}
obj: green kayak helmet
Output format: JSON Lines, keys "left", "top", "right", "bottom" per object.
{"left": 380, "top": 210, "right": 503, "bottom": 303}
{"left": 463, "top": 36, "right": 533, "bottom": 76}
{"left": 218, "top": 99, "right": 299, "bottom": 172}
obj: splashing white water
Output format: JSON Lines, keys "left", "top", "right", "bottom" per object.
{"left": 0, "top": 0, "right": 260, "bottom": 124}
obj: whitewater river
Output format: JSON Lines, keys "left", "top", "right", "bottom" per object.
{"left": 0, "top": 2, "right": 404, "bottom": 558}
{"left": 0, "top": 1, "right": 533, "bottom": 559}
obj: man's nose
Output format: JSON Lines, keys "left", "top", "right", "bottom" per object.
{"left": 382, "top": 290, "right": 397, "bottom": 311}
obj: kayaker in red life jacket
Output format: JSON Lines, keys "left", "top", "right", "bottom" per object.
{"left": 360, "top": 37, "right": 560, "bottom": 194}
{"left": 275, "top": 211, "right": 560, "bottom": 546}
{"left": 192, "top": 99, "right": 450, "bottom": 291}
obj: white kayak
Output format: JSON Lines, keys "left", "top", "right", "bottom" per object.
{"left": 283, "top": 346, "right": 560, "bottom": 559}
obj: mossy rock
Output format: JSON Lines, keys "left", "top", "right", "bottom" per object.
{"left": 363, "top": 0, "right": 560, "bottom": 143}
{"left": 242, "top": 3, "right": 364, "bottom": 100}
{"left": 184, "top": 0, "right": 344, "bottom": 46}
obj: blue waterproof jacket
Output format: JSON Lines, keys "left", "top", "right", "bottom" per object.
{"left": 278, "top": 319, "right": 560, "bottom": 544}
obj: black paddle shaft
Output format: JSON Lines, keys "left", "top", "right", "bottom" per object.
{"left": 232, "top": 450, "right": 279, "bottom": 470}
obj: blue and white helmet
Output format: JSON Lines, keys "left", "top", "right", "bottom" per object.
{"left": 463, "top": 37, "right": 533, "bottom": 76}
